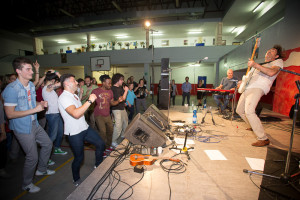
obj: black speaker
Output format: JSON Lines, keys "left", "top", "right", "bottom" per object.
{"left": 159, "top": 58, "right": 170, "bottom": 109}
{"left": 144, "top": 104, "right": 169, "bottom": 130}
{"left": 124, "top": 113, "right": 167, "bottom": 147}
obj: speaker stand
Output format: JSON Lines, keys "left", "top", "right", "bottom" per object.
{"left": 201, "top": 98, "right": 216, "bottom": 125}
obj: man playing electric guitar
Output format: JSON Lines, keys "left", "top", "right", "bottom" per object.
{"left": 236, "top": 45, "right": 284, "bottom": 147}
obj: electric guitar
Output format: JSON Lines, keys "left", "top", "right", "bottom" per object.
{"left": 129, "top": 154, "right": 180, "bottom": 166}
{"left": 238, "top": 38, "right": 261, "bottom": 93}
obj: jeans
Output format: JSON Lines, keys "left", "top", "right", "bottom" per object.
{"left": 14, "top": 120, "right": 52, "bottom": 187}
{"left": 236, "top": 88, "right": 266, "bottom": 140}
{"left": 95, "top": 115, "right": 113, "bottom": 148}
{"left": 213, "top": 93, "right": 233, "bottom": 111}
{"left": 127, "top": 105, "right": 135, "bottom": 121}
{"left": 136, "top": 98, "right": 147, "bottom": 114}
{"left": 46, "top": 113, "right": 64, "bottom": 149}
{"left": 112, "top": 110, "right": 128, "bottom": 146}
{"left": 182, "top": 92, "right": 190, "bottom": 106}
{"left": 68, "top": 126, "right": 105, "bottom": 182}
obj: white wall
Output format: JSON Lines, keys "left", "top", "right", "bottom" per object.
{"left": 44, "top": 35, "right": 239, "bottom": 55}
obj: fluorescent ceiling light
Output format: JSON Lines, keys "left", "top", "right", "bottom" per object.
{"left": 189, "top": 64, "right": 200, "bottom": 67}
{"left": 151, "top": 32, "right": 163, "bottom": 36}
{"left": 115, "top": 34, "right": 129, "bottom": 38}
{"left": 188, "top": 31, "right": 202, "bottom": 34}
{"left": 231, "top": 27, "right": 237, "bottom": 33}
{"left": 253, "top": 1, "right": 265, "bottom": 13}
{"left": 56, "top": 40, "right": 70, "bottom": 44}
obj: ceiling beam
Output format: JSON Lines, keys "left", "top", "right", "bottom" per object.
{"left": 59, "top": 8, "right": 75, "bottom": 18}
{"left": 112, "top": 1, "right": 123, "bottom": 12}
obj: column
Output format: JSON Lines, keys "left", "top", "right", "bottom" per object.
{"left": 33, "top": 38, "right": 44, "bottom": 55}
{"left": 86, "top": 33, "right": 91, "bottom": 52}
{"left": 144, "top": 63, "right": 150, "bottom": 91}
{"left": 215, "top": 22, "right": 223, "bottom": 46}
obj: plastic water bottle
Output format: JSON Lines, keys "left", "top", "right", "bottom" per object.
{"left": 192, "top": 109, "right": 197, "bottom": 124}
{"left": 203, "top": 98, "right": 207, "bottom": 109}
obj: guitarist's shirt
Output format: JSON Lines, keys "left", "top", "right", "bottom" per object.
{"left": 247, "top": 59, "right": 283, "bottom": 95}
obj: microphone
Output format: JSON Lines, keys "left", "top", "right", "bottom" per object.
{"left": 196, "top": 57, "right": 208, "bottom": 64}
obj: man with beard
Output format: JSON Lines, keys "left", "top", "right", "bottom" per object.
{"left": 58, "top": 74, "right": 105, "bottom": 186}
{"left": 92, "top": 75, "right": 123, "bottom": 154}
{"left": 181, "top": 76, "right": 192, "bottom": 106}
{"left": 236, "top": 45, "right": 284, "bottom": 147}
{"left": 81, "top": 76, "right": 98, "bottom": 128}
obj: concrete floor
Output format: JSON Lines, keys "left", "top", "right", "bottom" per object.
{"left": 1, "top": 95, "right": 299, "bottom": 200}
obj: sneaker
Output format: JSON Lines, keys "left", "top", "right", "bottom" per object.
{"left": 35, "top": 169, "right": 56, "bottom": 176}
{"left": 103, "top": 152, "right": 108, "bottom": 158}
{"left": 105, "top": 146, "right": 115, "bottom": 152}
{"left": 251, "top": 139, "right": 270, "bottom": 147}
{"left": 23, "top": 183, "right": 40, "bottom": 193}
{"left": 54, "top": 148, "right": 68, "bottom": 155}
{"left": 73, "top": 178, "right": 82, "bottom": 187}
{"left": 48, "top": 159, "right": 55, "bottom": 166}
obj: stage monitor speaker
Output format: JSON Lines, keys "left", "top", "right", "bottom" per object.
{"left": 124, "top": 113, "right": 167, "bottom": 147}
{"left": 144, "top": 104, "right": 169, "bottom": 130}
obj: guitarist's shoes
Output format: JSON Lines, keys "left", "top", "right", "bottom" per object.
{"left": 251, "top": 139, "right": 270, "bottom": 147}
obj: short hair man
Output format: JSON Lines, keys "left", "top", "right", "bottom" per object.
{"left": 182, "top": 76, "right": 192, "bottom": 106}
{"left": 92, "top": 75, "right": 122, "bottom": 152}
{"left": 58, "top": 74, "right": 105, "bottom": 186}
{"left": 81, "top": 75, "right": 98, "bottom": 129}
{"left": 2, "top": 57, "right": 54, "bottom": 193}
{"left": 111, "top": 73, "right": 128, "bottom": 147}
{"left": 236, "top": 45, "right": 284, "bottom": 147}
{"left": 214, "top": 69, "right": 237, "bottom": 112}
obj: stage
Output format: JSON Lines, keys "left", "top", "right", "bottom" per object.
{"left": 67, "top": 105, "right": 300, "bottom": 200}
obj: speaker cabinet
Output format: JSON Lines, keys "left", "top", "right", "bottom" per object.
{"left": 159, "top": 58, "right": 170, "bottom": 109}
{"left": 144, "top": 104, "right": 169, "bottom": 130}
{"left": 124, "top": 113, "right": 167, "bottom": 147}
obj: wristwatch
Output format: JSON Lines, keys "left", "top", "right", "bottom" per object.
{"left": 87, "top": 100, "right": 93, "bottom": 104}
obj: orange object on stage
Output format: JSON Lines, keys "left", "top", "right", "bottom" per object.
{"left": 197, "top": 88, "right": 235, "bottom": 93}
{"left": 129, "top": 154, "right": 180, "bottom": 166}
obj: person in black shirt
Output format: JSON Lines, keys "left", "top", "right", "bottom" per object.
{"left": 134, "top": 79, "right": 150, "bottom": 114}
{"left": 197, "top": 79, "right": 205, "bottom": 106}
{"left": 111, "top": 73, "right": 128, "bottom": 147}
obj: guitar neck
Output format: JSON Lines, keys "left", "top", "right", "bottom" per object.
{"left": 246, "top": 38, "right": 260, "bottom": 75}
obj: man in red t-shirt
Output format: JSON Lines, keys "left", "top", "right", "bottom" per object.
{"left": 92, "top": 75, "right": 122, "bottom": 151}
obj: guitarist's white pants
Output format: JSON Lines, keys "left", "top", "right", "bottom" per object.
{"left": 236, "top": 88, "right": 268, "bottom": 140}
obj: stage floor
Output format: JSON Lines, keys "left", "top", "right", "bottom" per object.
{"left": 67, "top": 105, "right": 300, "bottom": 200}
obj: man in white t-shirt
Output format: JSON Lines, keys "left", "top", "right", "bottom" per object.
{"left": 58, "top": 74, "right": 105, "bottom": 186}
{"left": 236, "top": 45, "right": 284, "bottom": 147}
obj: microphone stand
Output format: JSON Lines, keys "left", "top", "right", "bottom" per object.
{"left": 243, "top": 79, "right": 300, "bottom": 197}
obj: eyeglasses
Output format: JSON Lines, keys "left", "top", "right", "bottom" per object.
{"left": 74, "top": 94, "right": 79, "bottom": 101}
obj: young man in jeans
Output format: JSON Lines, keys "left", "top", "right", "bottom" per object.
{"left": 58, "top": 74, "right": 105, "bottom": 186}
{"left": 111, "top": 73, "right": 128, "bottom": 147}
{"left": 92, "top": 75, "right": 123, "bottom": 155}
{"left": 42, "top": 70, "right": 67, "bottom": 165}
{"left": 2, "top": 57, "right": 54, "bottom": 193}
